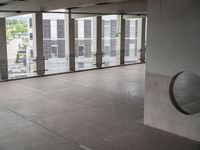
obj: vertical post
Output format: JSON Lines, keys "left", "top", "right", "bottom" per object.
{"left": 117, "top": 15, "right": 125, "bottom": 65}
{"left": 140, "top": 17, "right": 146, "bottom": 63}
{"left": 0, "top": 18, "right": 8, "bottom": 80}
{"left": 33, "top": 12, "right": 45, "bottom": 76}
{"left": 93, "top": 16, "right": 102, "bottom": 68}
{"left": 66, "top": 10, "right": 75, "bottom": 71}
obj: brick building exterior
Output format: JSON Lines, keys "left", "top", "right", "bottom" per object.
{"left": 29, "top": 15, "right": 139, "bottom": 61}
{"left": 43, "top": 19, "right": 66, "bottom": 59}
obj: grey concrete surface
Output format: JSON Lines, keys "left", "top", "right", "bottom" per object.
{"left": 145, "top": 73, "right": 200, "bottom": 142}
{"left": 0, "top": 0, "right": 127, "bottom": 12}
{"left": 145, "top": 0, "right": 200, "bottom": 142}
{"left": 0, "top": 64, "right": 199, "bottom": 150}
{"left": 173, "top": 72, "right": 200, "bottom": 114}
{"left": 72, "top": 0, "right": 147, "bottom": 15}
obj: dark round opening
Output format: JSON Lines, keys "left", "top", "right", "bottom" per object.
{"left": 169, "top": 71, "right": 200, "bottom": 115}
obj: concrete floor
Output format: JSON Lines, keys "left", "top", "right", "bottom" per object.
{"left": 0, "top": 64, "right": 199, "bottom": 150}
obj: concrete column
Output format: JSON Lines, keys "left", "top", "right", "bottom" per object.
{"left": 66, "top": 10, "right": 75, "bottom": 72}
{"left": 117, "top": 15, "right": 125, "bottom": 65}
{"left": 93, "top": 16, "right": 102, "bottom": 68}
{"left": 140, "top": 17, "right": 146, "bottom": 63}
{"left": 33, "top": 12, "right": 45, "bottom": 76}
{"left": 0, "top": 18, "right": 8, "bottom": 80}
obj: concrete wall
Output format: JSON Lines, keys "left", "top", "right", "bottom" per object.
{"left": 145, "top": 0, "right": 200, "bottom": 142}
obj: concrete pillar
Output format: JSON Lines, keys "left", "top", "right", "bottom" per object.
{"left": 93, "top": 16, "right": 102, "bottom": 68}
{"left": 33, "top": 12, "right": 45, "bottom": 76}
{"left": 140, "top": 17, "right": 146, "bottom": 63}
{"left": 0, "top": 18, "right": 8, "bottom": 80}
{"left": 117, "top": 15, "right": 125, "bottom": 65}
{"left": 66, "top": 10, "right": 75, "bottom": 72}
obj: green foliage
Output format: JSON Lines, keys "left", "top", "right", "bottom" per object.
{"left": 6, "top": 18, "right": 28, "bottom": 43}
{"left": 6, "top": 18, "right": 29, "bottom": 63}
{"left": 115, "top": 32, "right": 121, "bottom": 38}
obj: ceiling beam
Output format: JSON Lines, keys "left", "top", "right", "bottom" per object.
{"left": 0, "top": 0, "right": 147, "bottom": 18}
{"left": 0, "top": 0, "right": 128, "bottom": 11}
{"left": 71, "top": 0, "right": 147, "bottom": 15}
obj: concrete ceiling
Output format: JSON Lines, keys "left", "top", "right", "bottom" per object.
{"left": 0, "top": 0, "right": 128, "bottom": 11}
{"left": 0, "top": 0, "right": 14, "bottom": 2}
{"left": 72, "top": 0, "right": 147, "bottom": 15}
{"left": 0, "top": 0, "right": 147, "bottom": 18}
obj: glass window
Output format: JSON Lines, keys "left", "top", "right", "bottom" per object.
{"left": 51, "top": 45, "right": 58, "bottom": 58}
{"left": 30, "top": 33, "right": 33, "bottom": 40}
{"left": 125, "top": 18, "right": 142, "bottom": 64}
{"left": 78, "top": 20, "right": 84, "bottom": 38}
{"left": 75, "top": 17, "right": 95, "bottom": 70}
{"left": 104, "top": 25, "right": 110, "bottom": 38}
{"left": 102, "top": 15, "right": 118, "bottom": 67}
{"left": 6, "top": 14, "right": 36, "bottom": 79}
{"left": 29, "top": 18, "right": 32, "bottom": 28}
{"left": 78, "top": 46, "right": 84, "bottom": 56}
{"left": 50, "top": 20, "right": 57, "bottom": 39}
{"left": 43, "top": 13, "right": 69, "bottom": 74}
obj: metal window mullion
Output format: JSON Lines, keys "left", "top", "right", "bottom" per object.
{"left": 94, "top": 16, "right": 102, "bottom": 68}
{"left": 140, "top": 17, "right": 146, "bottom": 63}
{"left": 33, "top": 12, "right": 45, "bottom": 76}
{"left": 0, "top": 18, "right": 8, "bottom": 80}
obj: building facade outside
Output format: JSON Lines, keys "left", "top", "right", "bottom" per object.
{"left": 6, "top": 13, "right": 142, "bottom": 79}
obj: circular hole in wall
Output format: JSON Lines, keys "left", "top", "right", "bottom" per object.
{"left": 169, "top": 71, "right": 200, "bottom": 115}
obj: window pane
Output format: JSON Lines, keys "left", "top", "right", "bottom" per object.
{"left": 6, "top": 14, "right": 36, "bottom": 79}
{"left": 125, "top": 18, "right": 141, "bottom": 64}
{"left": 43, "top": 13, "right": 69, "bottom": 74}
{"left": 102, "top": 15, "right": 118, "bottom": 67}
{"left": 75, "top": 17, "right": 95, "bottom": 70}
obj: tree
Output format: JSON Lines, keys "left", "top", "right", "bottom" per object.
{"left": 6, "top": 18, "right": 28, "bottom": 43}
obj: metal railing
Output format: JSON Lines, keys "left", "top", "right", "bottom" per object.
{"left": 0, "top": 50, "right": 143, "bottom": 81}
